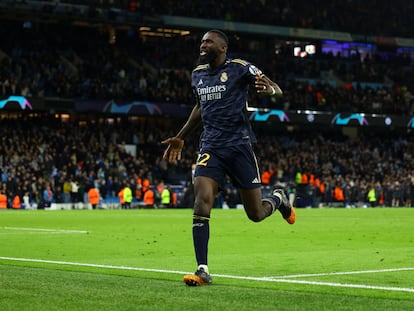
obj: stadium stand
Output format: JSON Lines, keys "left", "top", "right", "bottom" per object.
{"left": 0, "top": 1, "right": 413, "bottom": 208}
{"left": 7, "top": 0, "right": 413, "bottom": 37}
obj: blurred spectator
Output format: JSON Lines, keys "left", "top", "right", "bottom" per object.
{"left": 123, "top": 183, "right": 133, "bottom": 209}
{"left": 118, "top": 187, "right": 125, "bottom": 209}
{"left": 12, "top": 194, "right": 21, "bottom": 209}
{"left": 88, "top": 185, "right": 100, "bottom": 209}
{"left": 160, "top": 185, "right": 171, "bottom": 208}
{"left": 0, "top": 190, "right": 7, "bottom": 209}
{"left": 42, "top": 184, "right": 54, "bottom": 208}
{"left": 143, "top": 187, "right": 155, "bottom": 208}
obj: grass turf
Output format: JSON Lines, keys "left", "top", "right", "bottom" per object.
{"left": 0, "top": 208, "right": 413, "bottom": 310}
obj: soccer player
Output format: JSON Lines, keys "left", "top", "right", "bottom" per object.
{"left": 162, "top": 29, "right": 296, "bottom": 286}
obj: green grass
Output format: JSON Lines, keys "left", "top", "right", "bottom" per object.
{"left": 0, "top": 208, "right": 413, "bottom": 310}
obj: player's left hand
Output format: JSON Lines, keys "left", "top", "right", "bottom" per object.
{"left": 255, "top": 73, "right": 281, "bottom": 96}
{"left": 255, "top": 73, "right": 270, "bottom": 94}
{"left": 161, "top": 137, "right": 184, "bottom": 163}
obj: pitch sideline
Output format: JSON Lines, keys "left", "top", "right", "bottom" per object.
{"left": 0, "top": 227, "right": 89, "bottom": 234}
{"left": 0, "top": 256, "right": 413, "bottom": 293}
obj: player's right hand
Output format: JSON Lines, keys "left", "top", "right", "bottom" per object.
{"left": 161, "top": 137, "right": 184, "bottom": 163}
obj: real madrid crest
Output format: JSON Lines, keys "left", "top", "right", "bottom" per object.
{"left": 220, "top": 72, "right": 228, "bottom": 83}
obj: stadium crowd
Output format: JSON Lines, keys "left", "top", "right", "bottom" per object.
{"left": 1, "top": 20, "right": 414, "bottom": 114}
{"left": 136, "top": 0, "right": 414, "bottom": 38}
{"left": 0, "top": 117, "right": 413, "bottom": 209}
{"left": 11, "top": 0, "right": 414, "bottom": 38}
{"left": 0, "top": 3, "right": 413, "bottom": 209}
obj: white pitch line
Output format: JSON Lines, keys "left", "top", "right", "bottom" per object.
{"left": 0, "top": 227, "right": 89, "bottom": 234}
{"left": 0, "top": 256, "right": 413, "bottom": 293}
{"left": 211, "top": 273, "right": 414, "bottom": 293}
{"left": 0, "top": 256, "right": 189, "bottom": 275}
{"left": 268, "top": 267, "right": 414, "bottom": 279}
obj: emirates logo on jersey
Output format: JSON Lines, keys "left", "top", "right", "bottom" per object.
{"left": 220, "top": 72, "right": 228, "bottom": 82}
{"left": 197, "top": 84, "right": 226, "bottom": 101}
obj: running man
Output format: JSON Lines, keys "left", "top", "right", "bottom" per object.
{"left": 162, "top": 29, "right": 296, "bottom": 286}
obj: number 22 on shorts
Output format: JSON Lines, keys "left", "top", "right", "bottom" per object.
{"left": 196, "top": 153, "right": 210, "bottom": 166}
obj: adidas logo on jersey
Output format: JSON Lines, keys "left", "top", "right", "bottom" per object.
{"left": 251, "top": 177, "right": 261, "bottom": 184}
{"left": 198, "top": 79, "right": 203, "bottom": 85}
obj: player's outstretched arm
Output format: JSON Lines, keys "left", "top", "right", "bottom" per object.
{"left": 254, "top": 73, "right": 283, "bottom": 97}
{"left": 161, "top": 103, "right": 201, "bottom": 163}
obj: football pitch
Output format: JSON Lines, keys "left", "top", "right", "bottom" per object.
{"left": 0, "top": 208, "right": 413, "bottom": 310}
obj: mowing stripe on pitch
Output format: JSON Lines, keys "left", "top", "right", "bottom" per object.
{"left": 0, "top": 256, "right": 413, "bottom": 293}
{"left": 0, "top": 227, "right": 89, "bottom": 234}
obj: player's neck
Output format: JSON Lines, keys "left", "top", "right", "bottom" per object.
{"left": 210, "top": 55, "right": 226, "bottom": 69}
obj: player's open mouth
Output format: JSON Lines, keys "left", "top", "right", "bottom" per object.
{"left": 200, "top": 51, "right": 207, "bottom": 56}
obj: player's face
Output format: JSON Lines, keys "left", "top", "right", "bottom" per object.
{"left": 198, "top": 32, "right": 226, "bottom": 65}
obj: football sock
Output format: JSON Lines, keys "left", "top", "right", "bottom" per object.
{"left": 192, "top": 214, "right": 210, "bottom": 267}
{"left": 262, "top": 194, "right": 282, "bottom": 214}
{"left": 198, "top": 264, "right": 209, "bottom": 274}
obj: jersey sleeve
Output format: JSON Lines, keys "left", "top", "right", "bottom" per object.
{"left": 231, "top": 58, "right": 263, "bottom": 85}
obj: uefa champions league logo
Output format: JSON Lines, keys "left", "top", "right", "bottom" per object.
{"left": 331, "top": 113, "right": 368, "bottom": 126}
{"left": 0, "top": 96, "right": 32, "bottom": 110}
{"left": 408, "top": 117, "right": 414, "bottom": 128}
{"left": 249, "top": 109, "right": 290, "bottom": 122}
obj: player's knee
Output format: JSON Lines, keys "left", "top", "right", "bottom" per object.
{"left": 247, "top": 212, "right": 263, "bottom": 222}
{"left": 194, "top": 195, "right": 214, "bottom": 215}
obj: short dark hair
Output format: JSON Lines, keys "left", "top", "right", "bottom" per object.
{"left": 207, "top": 29, "right": 229, "bottom": 45}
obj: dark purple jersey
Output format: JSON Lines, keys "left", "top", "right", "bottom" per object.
{"left": 192, "top": 58, "right": 262, "bottom": 148}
